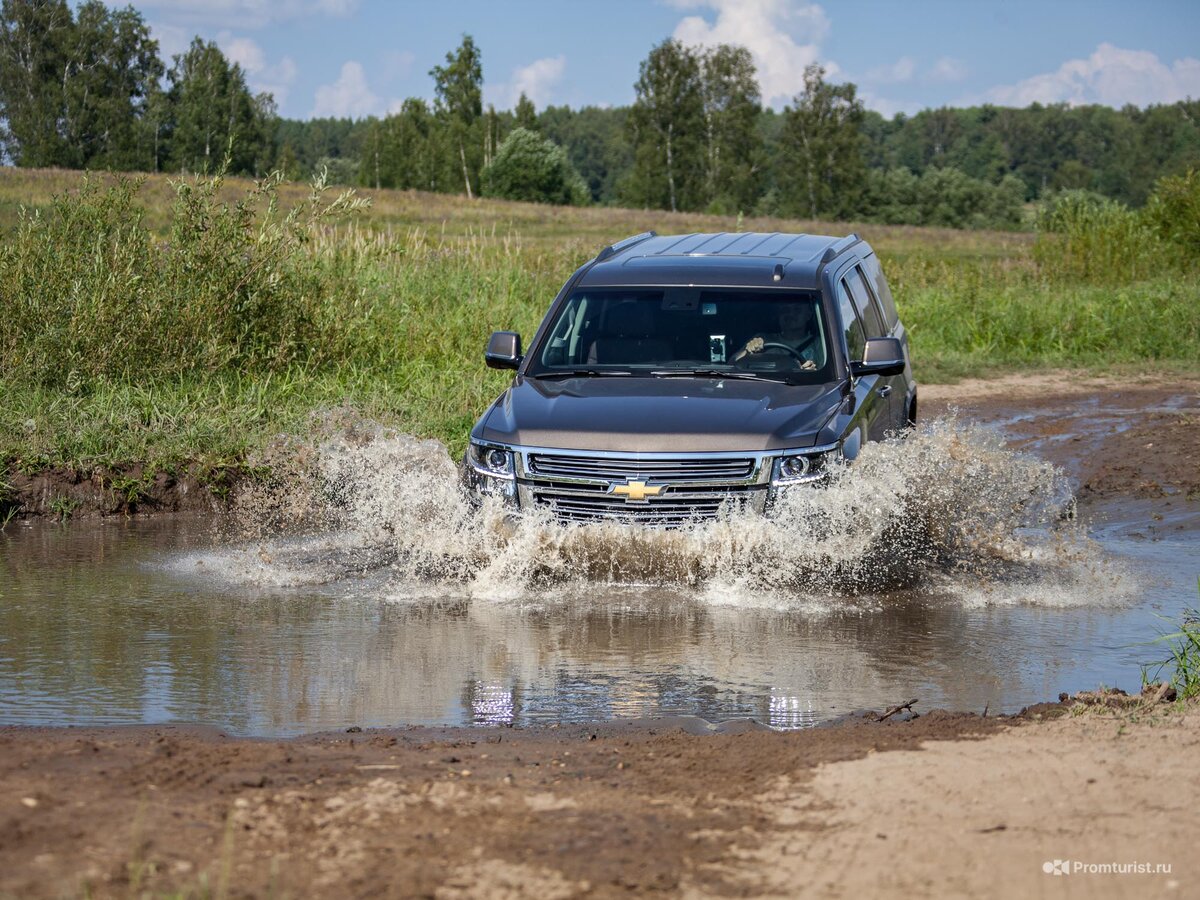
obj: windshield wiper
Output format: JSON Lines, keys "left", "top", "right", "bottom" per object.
{"left": 532, "top": 368, "right": 635, "bottom": 379}
{"left": 651, "top": 369, "right": 788, "bottom": 382}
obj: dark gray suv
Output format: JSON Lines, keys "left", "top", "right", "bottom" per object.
{"left": 465, "top": 231, "right": 915, "bottom": 526}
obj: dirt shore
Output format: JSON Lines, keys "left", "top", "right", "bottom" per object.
{"left": 1, "top": 699, "right": 1194, "bottom": 899}
{"left": 921, "top": 371, "right": 1200, "bottom": 506}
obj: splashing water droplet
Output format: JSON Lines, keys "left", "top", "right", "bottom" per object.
{"left": 185, "top": 415, "right": 1131, "bottom": 610}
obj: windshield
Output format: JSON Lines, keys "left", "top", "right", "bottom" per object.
{"left": 526, "top": 288, "right": 832, "bottom": 383}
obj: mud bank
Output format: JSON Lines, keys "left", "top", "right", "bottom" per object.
{"left": 1, "top": 463, "right": 235, "bottom": 518}
{"left": 1, "top": 697, "right": 1194, "bottom": 899}
{"left": 921, "top": 372, "right": 1200, "bottom": 507}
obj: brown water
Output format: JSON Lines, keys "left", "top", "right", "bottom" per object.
{"left": 1, "top": 420, "right": 1196, "bottom": 736}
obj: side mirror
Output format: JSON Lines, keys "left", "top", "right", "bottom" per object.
{"left": 485, "top": 331, "right": 522, "bottom": 370}
{"left": 850, "top": 336, "right": 905, "bottom": 378}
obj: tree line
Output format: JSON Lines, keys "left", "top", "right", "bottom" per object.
{"left": 3, "top": 2, "right": 1198, "bottom": 229}
{"left": 0, "top": 0, "right": 275, "bottom": 175}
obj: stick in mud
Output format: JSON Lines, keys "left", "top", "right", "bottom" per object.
{"left": 876, "top": 698, "right": 919, "bottom": 722}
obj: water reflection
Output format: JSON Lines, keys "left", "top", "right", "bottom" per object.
{"left": 0, "top": 514, "right": 1193, "bottom": 736}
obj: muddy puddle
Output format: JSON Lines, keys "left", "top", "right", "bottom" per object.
{"left": 1, "top": 401, "right": 1197, "bottom": 737}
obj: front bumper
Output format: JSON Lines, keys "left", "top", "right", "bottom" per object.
{"left": 465, "top": 441, "right": 839, "bottom": 527}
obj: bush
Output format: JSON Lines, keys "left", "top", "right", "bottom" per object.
{"left": 861, "top": 167, "right": 1025, "bottom": 230}
{"left": 0, "top": 171, "right": 371, "bottom": 386}
{"left": 481, "top": 128, "right": 589, "bottom": 206}
{"left": 1033, "top": 189, "right": 1159, "bottom": 282}
{"left": 1142, "top": 169, "right": 1200, "bottom": 264}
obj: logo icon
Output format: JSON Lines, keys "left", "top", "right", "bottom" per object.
{"left": 1042, "top": 860, "right": 1071, "bottom": 876}
{"left": 610, "top": 480, "right": 664, "bottom": 502}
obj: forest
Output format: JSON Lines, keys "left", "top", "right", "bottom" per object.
{"left": 2, "top": 0, "right": 1199, "bottom": 229}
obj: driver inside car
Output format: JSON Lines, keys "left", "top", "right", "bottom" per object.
{"left": 731, "top": 302, "right": 820, "bottom": 368}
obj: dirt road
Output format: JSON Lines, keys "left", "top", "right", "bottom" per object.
{"left": 1, "top": 700, "right": 1194, "bottom": 899}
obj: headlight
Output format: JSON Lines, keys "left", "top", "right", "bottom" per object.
{"left": 467, "top": 441, "right": 514, "bottom": 480}
{"left": 770, "top": 444, "right": 840, "bottom": 486}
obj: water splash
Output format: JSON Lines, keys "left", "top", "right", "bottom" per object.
{"left": 184, "top": 415, "right": 1129, "bottom": 609}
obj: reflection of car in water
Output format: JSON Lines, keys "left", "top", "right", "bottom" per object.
{"left": 464, "top": 231, "right": 916, "bottom": 526}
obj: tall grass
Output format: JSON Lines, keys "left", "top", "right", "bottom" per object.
{"left": 0, "top": 168, "right": 1196, "bottom": 478}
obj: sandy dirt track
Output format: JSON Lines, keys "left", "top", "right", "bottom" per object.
{"left": 0, "top": 703, "right": 1195, "bottom": 899}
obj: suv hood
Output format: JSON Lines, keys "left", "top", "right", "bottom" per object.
{"left": 477, "top": 375, "right": 845, "bottom": 453}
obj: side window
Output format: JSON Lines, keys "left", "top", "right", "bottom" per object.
{"left": 844, "top": 266, "right": 886, "bottom": 338}
{"left": 836, "top": 279, "right": 866, "bottom": 362}
{"left": 862, "top": 254, "right": 899, "bottom": 330}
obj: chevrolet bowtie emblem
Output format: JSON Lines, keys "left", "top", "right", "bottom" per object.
{"left": 610, "top": 480, "right": 664, "bottom": 502}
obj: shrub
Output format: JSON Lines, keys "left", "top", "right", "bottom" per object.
{"left": 0, "top": 170, "right": 370, "bottom": 386}
{"left": 1032, "top": 189, "right": 1158, "bottom": 282}
{"left": 481, "top": 128, "right": 589, "bottom": 206}
{"left": 861, "top": 167, "right": 1025, "bottom": 230}
{"left": 1142, "top": 169, "right": 1200, "bottom": 265}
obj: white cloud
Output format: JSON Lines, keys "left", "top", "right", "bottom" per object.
{"left": 149, "top": 21, "right": 191, "bottom": 62}
{"left": 864, "top": 56, "right": 916, "bottom": 85}
{"left": 512, "top": 56, "right": 566, "bottom": 106}
{"left": 985, "top": 43, "right": 1200, "bottom": 108}
{"left": 136, "top": 0, "right": 357, "bottom": 28}
{"left": 310, "top": 61, "right": 379, "bottom": 118}
{"left": 929, "top": 57, "right": 967, "bottom": 84}
{"left": 857, "top": 90, "right": 917, "bottom": 119}
{"left": 671, "top": 0, "right": 835, "bottom": 107}
{"left": 222, "top": 35, "right": 265, "bottom": 72}
{"left": 485, "top": 55, "right": 567, "bottom": 110}
{"left": 217, "top": 33, "right": 297, "bottom": 106}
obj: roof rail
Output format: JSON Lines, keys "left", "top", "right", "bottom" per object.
{"left": 596, "top": 230, "right": 657, "bottom": 262}
{"left": 819, "top": 232, "right": 861, "bottom": 264}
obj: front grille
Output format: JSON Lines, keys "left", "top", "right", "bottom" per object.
{"left": 522, "top": 450, "right": 764, "bottom": 527}
{"left": 527, "top": 453, "right": 755, "bottom": 483}
{"left": 532, "top": 489, "right": 754, "bottom": 526}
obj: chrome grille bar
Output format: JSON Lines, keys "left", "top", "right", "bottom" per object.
{"left": 527, "top": 453, "right": 755, "bottom": 483}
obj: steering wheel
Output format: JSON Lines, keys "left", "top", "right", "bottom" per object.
{"left": 757, "top": 341, "right": 807, "bottom": 362}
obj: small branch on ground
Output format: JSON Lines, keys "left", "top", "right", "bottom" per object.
{"left": 876, "top": 698, "right": 919, "bottom": 722}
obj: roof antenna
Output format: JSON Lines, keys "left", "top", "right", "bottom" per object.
{"left": 772, "top": 263, "right": 785, "bottom": 282}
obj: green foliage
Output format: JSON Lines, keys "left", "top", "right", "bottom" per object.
{"left": 1143, "top": 590, "right": 1200, "bottom": 701}
{"left": 0, "top": 170, "right": 371, "bottom": 386}
{"left": 0, "top": 0, "right": 162, "bottom": 169}
{"left": 862, "top": 167, "right": 1026, "bottom": 229}
{"left": 430, "top": 34, "right": 484, "bottom": 197}
{"left": 166, "top": 38, "right": 275, "bottom": 176}
{"left": 697, "top": 44, "right": 763, "bottom": 214}
{"left": 514, "top": 93, "right": 537, "bottom": 131}
{"left": 1, "top": 168, "right": 1197, "bottom": 482}
{"left": 1033, "top": 189, "right": 1160, "bottom": 282}
{"left": 778, "top": 64, "right": 866, "bottom": 220}
{"left": 481, "top": 128, "right": 588, "bottom": 205}
{"left": 539, "top": 105, "right": 632, "bottom": 204}
{"left": 625, "top": 38, "right": 706, "bottom": 212}
{"left": 1142, "top": 169, "right": 1200, "bottom": 263}
{"left": 624, "top": 40, "right": 764, "bottom": 214}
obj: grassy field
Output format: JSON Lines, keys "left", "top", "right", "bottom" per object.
{"left": 0, "top": 167, "right": 1196, "bottom": 506}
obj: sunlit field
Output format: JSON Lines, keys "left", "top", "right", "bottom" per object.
{"left": 0, "top": 167, "right": 1195, "bottom": 488}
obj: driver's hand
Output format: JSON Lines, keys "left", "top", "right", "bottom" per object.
{"left": 742, "top": 337, "right": 764, "bottom": 355}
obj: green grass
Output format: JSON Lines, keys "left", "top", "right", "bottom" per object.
{"left": 0, "top": 166, "right": 1196, "bottom": 493}
{"left": 1143, "top": 585, "right": 1200, "bottom": 702}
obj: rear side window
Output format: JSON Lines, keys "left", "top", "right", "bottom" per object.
{"left": 835, "top": 280, "right": 866, "bottom": 362}
{"left": 861, "top": 254, "right": 899, "bottom": 330}
{"left": 844, "top": 267, "right": 886, "bottom": 338}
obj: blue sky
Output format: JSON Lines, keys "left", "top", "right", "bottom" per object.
{"left": 126, "top": 0, "right": 1200, "bottom": 120}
